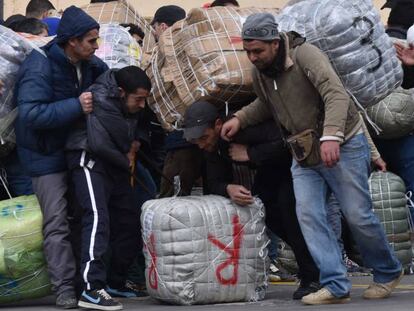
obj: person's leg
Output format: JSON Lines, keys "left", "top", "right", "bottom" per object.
{"left": 322, "top": 134, "right": 402, "bottom": 288}
{"left": 107, "top": 173, "right": 140, "bottom": 293}
{"left": 32, "top": 172, "right": 76, "bottom": 298}
{"left": 291, "top": 160, "right": 350, "bottom": 298}
{"left": 176, "top": 147, "right": 203, "bottom": 196}
{"left": 159, "top": 150, "right": 176, "bottom": 198}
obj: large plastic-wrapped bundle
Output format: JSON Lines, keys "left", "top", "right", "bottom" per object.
{"left": 95, "top": 24, "right": 142, "bottom": 69}
{"left": 147, "top": 7, "right": 279, "bottom": 131}
{"left": 0, "top": 195, "right": 51, "bottom": 304}
{"left": 369, "top": 172, "right": 413, "bottom": 268}
{"left": 366, "top": 87, "right": 414, "bottom": 139}
{"left": 81, "top": 0, "right": 156, "bottom": 54}
{"left": 0, "top": 26, "right": 33, "bottom": 149}
{"left": 141, "top": 195, "right": 269, "bottom": 305}
{"left": 276, "top": 0, "right": 403, "bottom": 107}
{"left": 0, "top": 27, "right": 51, "bottom": 158}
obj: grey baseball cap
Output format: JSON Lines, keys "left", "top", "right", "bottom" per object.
{"left": 242, "top": 13, "right": 280, "bottom": 41}
{"left": 183, "top": 101, "right": 219, "bottom": 141}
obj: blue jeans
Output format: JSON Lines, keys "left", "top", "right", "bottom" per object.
{"left": 291, "top": 134, "right": 401, "bottom": 297}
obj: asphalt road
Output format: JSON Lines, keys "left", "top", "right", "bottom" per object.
{"left": 3, "top": 275, "right": 414, "bottom": 311}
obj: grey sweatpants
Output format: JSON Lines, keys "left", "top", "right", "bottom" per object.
{"left": 32, "top": 172, "right": 76, "bottom": 295}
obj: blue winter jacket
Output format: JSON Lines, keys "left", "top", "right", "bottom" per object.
{"left": 15, "top": 41, "right": 108, "bottom": 177}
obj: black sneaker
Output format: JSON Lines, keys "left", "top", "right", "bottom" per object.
{"left": 56, "top": 291, "right": 78, "bottom": 309}
{"left": 268, "top": 259, "right": 296, "bottom": 282}
{"left": 293, "top": 281, "right": 321, "bottom": 300}
{"left": 78, "top": 289, "right": 122, "bottom": 311}
{"left": 106, "top": 282, "right": 148, "bottom": 298}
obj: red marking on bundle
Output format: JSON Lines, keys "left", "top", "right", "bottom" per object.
{"left": 229, "top": 36, "right": 242, "bottom": 44}
{"left": 148, "top": 233, "right": 158, "bottom": 290}
{"left": 208, "top": 215, "right": 244, "bottom": 285}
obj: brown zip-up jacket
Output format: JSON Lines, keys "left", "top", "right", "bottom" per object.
{"left": 235, "top": 32, "right": 362, "bottom": 142}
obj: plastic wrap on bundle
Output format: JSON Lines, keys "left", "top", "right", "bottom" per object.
{"left": 0, "top": 195, "right": 51, "bottom": 304}
{"left": 369, "top": 172, "right": 413, "bottom": 268}
{"left": 141, "top": 195, "right": 269, "bottom": 305}
{"left": 0, "top": 26, "right": 48, "bottom": 155}
{"left": 96, "top": 24, "right": 142, "bottom": 69}
{"left": 366, "top": 87, "right": 414, "bottom": 139}
{"left": 275, "top": 0, "right": 403, "bottom": 108}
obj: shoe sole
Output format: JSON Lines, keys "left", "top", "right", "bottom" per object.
{"left": 363, "top": 270, "right": 404, "bottom": 300}
{"left": 78, "top": 301, "right": 123, "bottom": 311}
{"left": 302, "top": 297, "right": 351, "bottom": 305}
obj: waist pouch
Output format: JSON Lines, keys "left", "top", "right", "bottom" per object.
{"left": 286, "top": 129, "right": 321, "bottom": 167}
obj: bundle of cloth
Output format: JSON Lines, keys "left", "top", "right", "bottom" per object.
{"left": 0, "top": 195, "right": 51, "bottom": 304}
{"left": 141, "top": 195, "right": 269, "bottom": 305}
{"left": 147, "top": 7, "right": 279, "bottom": 131}
{"left": 95, "top": 24, "right": 143, "bottom": 69}
{"left": 276, "top": 0, "right": 403, "bottom": 108}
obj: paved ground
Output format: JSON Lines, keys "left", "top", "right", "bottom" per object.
{"left": 3, "top": 275, "right": 414, "bottom": 311}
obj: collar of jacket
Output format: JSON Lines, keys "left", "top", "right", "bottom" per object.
{"left": 281, "top": 31, "right": 306, "bottom": 71}
{"left": 44, "top": 40, "right": 78, "bottom": 68}
{"left": 261, "top": 31, "right": 306, "bottom": 77}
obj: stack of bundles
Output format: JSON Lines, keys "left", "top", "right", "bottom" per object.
{"left": 141, "top": 195, "right": 269, "bottom": 305}
{"left": 0, "top": 195, "right": 51, "bottom": 304}
{"left": 366, "top": 87, "right": 414, "bottom": 139}
{"left": 81, "top": 0, "right": 156, "bottom": 54}
{"left": 95, "top": 24, "right": 142, "bottom": 69}
{"left": 0, "top": 25, "right": 43, "bottom": 157}
{"left": 147, "top": 7, "right": 279, "bottom": 131}
{"left": 369, "top": 172, "right": 413, "bottom": 269}
{"left": 276, "top": 0, "right": 403, "bottom": 108}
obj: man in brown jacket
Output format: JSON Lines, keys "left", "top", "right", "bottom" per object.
{"left": 221, "top": 13, "right": 403, "bottom": 305}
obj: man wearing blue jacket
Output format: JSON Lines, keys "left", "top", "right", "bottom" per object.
{"left": 15, "top": 6, "right": 108, "bottom": 309}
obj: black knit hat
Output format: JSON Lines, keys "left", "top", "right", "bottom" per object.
{"left": 387, "top": 0, "right": 414, "bottom": 30}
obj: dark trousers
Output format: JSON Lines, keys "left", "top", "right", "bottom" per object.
{"left": 253, "top": 164, "right": 319, "bottom": 283}
{"left": 67, "top": 151, "right": 139, "bottom": 290}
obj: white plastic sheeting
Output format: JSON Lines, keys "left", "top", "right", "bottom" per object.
{"left": 141, "top": 195, "right": 269, "bottom": 305}
{"left": 276, "top": 0, "right": 403, "bottom": 108}
{"left": 95, "top": 24, "right": 142, "bottom": 69}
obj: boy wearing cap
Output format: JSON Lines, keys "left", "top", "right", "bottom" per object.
{"left": 220, "top": 13, "right": 402, "bottom": 305}
{"left": 15, "top": 6, "right": 108, "bottom": 308}
{"left": 182, "top": 100, "right": 321, "bottom": 300}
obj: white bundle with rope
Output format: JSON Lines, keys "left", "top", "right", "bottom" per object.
{"left": 0, "top": 26, "right": 49, "bottom": 157}
{"left": 141, "top": 195, "right": 269, "bottom": 305}
{"left": 95, "top": 24, "right": 142, "bottom": 69}
{"left": 276, "top": 0, "right": 403, "bottom": 108}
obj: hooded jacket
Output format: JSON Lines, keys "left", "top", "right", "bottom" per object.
{"left": 66, "top": 70, "right": 136, "bottom": 171}
{"left": 15, "top": 6, "right": 108, "bottom": 177}
{"left": 234, "top": 32, "right": 362, "bottom": 143}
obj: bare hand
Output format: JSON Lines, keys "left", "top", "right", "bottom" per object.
{"left": 320, "top": 141, "right": 340, "bottom": 168}
{"left": 79, "top": 92, "right": 93, "bottom": 114}
{"left": 373, "top": 157, "right": 387, "bottom": 172}
{"left": 127, "top": 140, "right": 140, "bottom": 167}
{"left": 221, "top": 117, "right": 241, "bottom": 141}
{"left": 395, "top": 42, "right": 414, "bottom": 66}
{"left": 229, "top": 143, "right": 249, "bottom": 162}
{"left": 226, "top": 184, "right": 254, "bottom": 206}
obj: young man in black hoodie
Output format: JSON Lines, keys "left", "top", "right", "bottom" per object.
{"left": 182, "top": 100, "right": 320, "bottom": 300}
{"left": 66, "top": 66, "right": 151, "bottom": 311}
